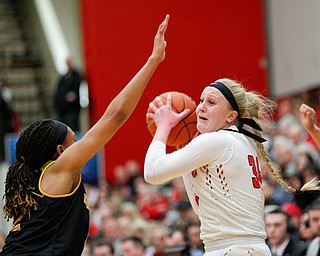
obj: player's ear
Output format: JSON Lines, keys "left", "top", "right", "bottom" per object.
{"left": 50, "top": 145, "right": 64, "bottom": 160}
{"left": 227, "top": 110, "right": 238, "bottom": 123}
{"left": 56, "top": 145, "right": 65, "bottom": 155}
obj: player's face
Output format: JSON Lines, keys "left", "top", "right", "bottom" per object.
{"left": 196, "top": 86, "right": 233, "bottom": 133}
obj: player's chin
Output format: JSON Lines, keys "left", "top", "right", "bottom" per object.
{"left": 196, "top": 123, "right": 206, "bottom": 134}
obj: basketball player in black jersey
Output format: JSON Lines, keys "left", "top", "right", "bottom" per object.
{"left": 0, "top": 14, "right": 170, "bottom": 256}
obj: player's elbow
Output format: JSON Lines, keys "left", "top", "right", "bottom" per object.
{"left": 106, "top": 100, "right": 130, "bottom": 125}
{"left": 144, "top": 172, "right": 162, "bottom": 185}
{"left": 112, "top": 109, "right": 128, "bottom": 124}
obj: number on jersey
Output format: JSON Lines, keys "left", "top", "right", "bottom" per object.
{"left": 248, "top": 155, "right": 262, "bottom": 188}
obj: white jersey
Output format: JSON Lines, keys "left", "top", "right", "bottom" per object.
{"left": 144, "top": 126, "right": 267, "bottom": 251}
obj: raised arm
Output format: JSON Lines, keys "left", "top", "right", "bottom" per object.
{"left": 44, "top": 15, "right": 170, "bottom": 194}
{"left": 299, "top": 103, "right": 320, "bottom": 149}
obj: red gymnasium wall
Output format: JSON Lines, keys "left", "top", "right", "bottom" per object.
{"left": 80, "top": 1, "right": 268, "bottom": 182}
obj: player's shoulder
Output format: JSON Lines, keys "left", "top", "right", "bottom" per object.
{"left": 192, "top": 130, "right": 234, "bottom": 148}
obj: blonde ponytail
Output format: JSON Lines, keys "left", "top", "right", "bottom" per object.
{"left": 219, "top": 78, "right": 320, "bottom": 193}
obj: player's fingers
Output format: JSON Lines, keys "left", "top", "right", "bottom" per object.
{"left": 178, "top": 109, "right": 190, "bottom": 119}
{"left": 146, "top": 112, "right": 154, "bottom": 119}
{"left": 155, "top": 96, "right": 165, "bottom": 107}
{"left": 166, "top": 93, "right": 173, "bottom": 107}
{"left": 299, "top": 104, "right": 308, "bottom": 115}
{"left": 158, "top": 14, "right": 170, "bottom": 35}
{"left": 149, "top": 102, "right": 158, "bottom": 113}
{"left": 154, "top": 15, "right": 169, "bottom": 47}
{"left": 299, "top": 103, "right": 306, "bottom": 111}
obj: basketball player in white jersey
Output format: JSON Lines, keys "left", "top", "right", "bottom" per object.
{"left": 144, "top": 79, "right": 320, "bottom": 255}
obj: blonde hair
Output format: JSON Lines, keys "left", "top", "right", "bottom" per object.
{"left": 216, "top": 78, "right": 319, "bottom": 193}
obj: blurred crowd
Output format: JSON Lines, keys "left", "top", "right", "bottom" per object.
{"left": 79, "top": 92, "right": 320, "bottom": 256}
{"left": 82, "top": 159, "right": 203, "bottom": 256}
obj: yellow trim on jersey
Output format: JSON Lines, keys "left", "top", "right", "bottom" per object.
{"left": 38, "top": 160, "right": 82, "bottom": 198}
{"left": 11, "top": 223, "right": 21, "bottom": 232}
{"left": 84, "top": 193, "right": 89, "bottom": 210}
{"left": 10, "top": 215, "right": 24, "bottom": 231}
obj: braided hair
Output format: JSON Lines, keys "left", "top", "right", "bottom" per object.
{"left": 217, "top": 78, "right": 320, "bottom": 193}
{"left": 2, "top": 119, "right": 62, "bottom": 221}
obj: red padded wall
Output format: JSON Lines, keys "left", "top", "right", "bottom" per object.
{"left": 80, "top": 1, "right": 268, "bottom": 182}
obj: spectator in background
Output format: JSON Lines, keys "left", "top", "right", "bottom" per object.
{"left": 166, "top": 229, "right": 187, "bottom": 248}
{"left": 98, "top": 216, "right": 122, "bottom": 256}
{"left": 0, "top": 80, "right": 17, "bottom": 162}
{"left": 295, "top": 147, "right": 319, "bottom": 176}
{"left": 168, "top": 177, "right": 189, "bottom": 203}
{"left": 164, "top": 229, "right": 190, "bottom": 256}
{"left": 186, "top": 222, "right": 204, "bottom": 256}
{"left": 262, "top": 178, "right": 281, "bottom": 206}
{"left": 92, "top": 239, "right": 115, "bottom": 256}
{"left": 265, "top": 208, "right": 307, "bottom": 256}
{"left": 138, "top": 185, "right": 169, "bottom": 220}
{"left": 124, "top": 159, "right": 142, "bottom": 197}
{"left": 271, "top": 135, "right": 297, "bottom": 178}
{"left": 54, "top": 56, "right": 83, "bottom": 132}
{"left": 282, "top": 202, "right": 302, "bottom": 232}
{"left": 281, "top": 202, "right": 304, "bottom": 247}
{"left": 287, "top": 123, "right": 309, "bottom": 146}
{"left": 170, "top": 200, "right": 198, "bottom": 234}
{"left": 121, "top": 236, "right": 146, "bottom": 256}
{"left": 298, "top": 211, "right": 315, "bottom": 250}
{"left": 145, "top": 224, "right": 169, "bottom": 256}
{"left": 276, "top": 97, "right": 300, "bottom": 138}
{"left": 305, "top": 199, "right": 320, "bottom": 256}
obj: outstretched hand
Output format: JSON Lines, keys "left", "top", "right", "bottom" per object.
{"left": 150, "top": 14, "right": 170, "bottom": 63}
{"left": 299, "top": 103, "right": 317, "bottom": 132}
{"left": 299, "top": 103, "right": 320, "bottom": 150}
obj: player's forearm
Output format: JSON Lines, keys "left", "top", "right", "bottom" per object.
{"left": 105, "top": 56, "right": 162, "bottom": 124}
{"left": 70, "top": 57, "right": 163, "bottom": 168}
{"left": 152, "top": 123, "right": 171, "bottom": 144}
{"left": 307, "top": 125, "right": 320, "bottom": 149}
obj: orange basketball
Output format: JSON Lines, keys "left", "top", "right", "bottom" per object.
{"left": 146, "top": 91, "right": 198, "bottom": 146}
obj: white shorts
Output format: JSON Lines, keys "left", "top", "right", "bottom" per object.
{"left": 204, "top": 243, "right": 271, "bottom": 256}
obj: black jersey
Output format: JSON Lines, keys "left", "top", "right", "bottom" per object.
{"left": 0, "top": 161, "right": 90, "bottom": 256}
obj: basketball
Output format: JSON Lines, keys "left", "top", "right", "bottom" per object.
{"left": 146, "top": 91, "right": 198, "bottom": 147}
